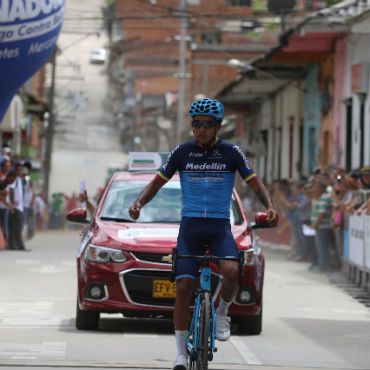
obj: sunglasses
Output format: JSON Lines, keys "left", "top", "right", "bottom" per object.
{"left": 191, "top": 119, "right": 218, "bottom": 128}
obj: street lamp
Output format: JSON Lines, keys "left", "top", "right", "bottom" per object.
{"left": 227, "top": 59, "right": 254, "bottom": 72}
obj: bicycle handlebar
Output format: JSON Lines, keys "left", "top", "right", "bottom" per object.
{"left": 170, "top": 247, "right": 245, "bottom": 284}
{"left": 176, "top": 254, "right": 240, "bottom": 262}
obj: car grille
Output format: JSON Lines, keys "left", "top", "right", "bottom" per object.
{"left": 120, "top": 269, "right": 221, "bottom": 307}
{"left": 131, "top": 252, "right": 172, "bottom": 264}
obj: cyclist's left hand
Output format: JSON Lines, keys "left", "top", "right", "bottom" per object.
{"left": 266, "top": 207, "right": 279, "bottom": 227}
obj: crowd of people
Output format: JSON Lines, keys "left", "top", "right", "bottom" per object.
{"left": 0, "top": 145, "right": 38, "bottom": 251}
{"left": 266, "top": 165, "right": 370, "bottom": 273}
{"left": 0, "top": 144, "right": 84, "bottom": 251}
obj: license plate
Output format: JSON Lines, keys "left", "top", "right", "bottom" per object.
{"left": 153, "top": 279, "right": 176, "bottom": 298}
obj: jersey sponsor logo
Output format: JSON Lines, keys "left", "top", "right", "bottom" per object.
{"left": 185, "top": 162, "right": 227, "bottom": 171}
{"left": 188, "top": 176, "right": 224, "bottom": 183}
{"left": 162, "top": 145, "right": 179, "bottom": 171}
{"left": 209, "top": 148, "right": 223, "bottom": 159}
{"left": 233, "top": 145, "right": 252, "bottom": 170}
{"left": 189, "top": 152, "right": 203, "bottom": 157}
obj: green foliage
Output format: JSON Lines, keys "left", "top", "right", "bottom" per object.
{"left": 253, "top": 0, "right": 268, "bottom": 11}
{"left": 247, "top": 30, "right": 261, "bottom": 39}
{"left": 266, "top": 22, "right": 279, "bottom": 31}
{"left": 326, "top": 0, "right": 343, "bottom": 6}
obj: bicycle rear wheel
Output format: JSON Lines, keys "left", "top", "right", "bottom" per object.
{"left": 196, "top": 291, "right": 210, "bottom": 370}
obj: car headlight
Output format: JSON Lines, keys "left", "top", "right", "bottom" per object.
{"left": 86, "top": 245, "right": 127, "bottom": 263}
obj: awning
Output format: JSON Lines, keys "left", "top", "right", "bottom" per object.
{"left": 0, "top": 95, "right": 24, "bottom": 132}
{"left": 218, "top": 61, "right": 307, "bottom": 105}
{"left": 217, "top": 1, "right": 370, "bottom": 104}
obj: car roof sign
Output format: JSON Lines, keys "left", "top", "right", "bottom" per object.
{"left": 128, "top": 152, "right": 169, "bottom": 171}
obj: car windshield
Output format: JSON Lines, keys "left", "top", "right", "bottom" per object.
{"left": 99, "top": 180, "right": 243, "bottom": 224}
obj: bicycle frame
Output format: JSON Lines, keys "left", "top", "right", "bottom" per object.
{"left": 187, "top": 264, "right": 216, "bottom": 360}
{"left": 170, "top": 248, "right": 245, "bottom": 369}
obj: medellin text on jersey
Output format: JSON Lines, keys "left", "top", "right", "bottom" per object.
{"left": 156, "top": 138, "right": 258, "bottom": 219}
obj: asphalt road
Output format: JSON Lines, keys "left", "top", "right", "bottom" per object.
{"left": 0, "top": 230, "right": 369, "bottom": 370}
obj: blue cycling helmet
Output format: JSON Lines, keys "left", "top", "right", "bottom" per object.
{"left": 189, "top": 98, "right": 224, "bottom": 123}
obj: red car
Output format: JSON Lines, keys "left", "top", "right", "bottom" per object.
{"left": 67, "top": 171, "right": 265, "bottom": 334}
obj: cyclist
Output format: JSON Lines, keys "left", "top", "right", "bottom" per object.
{"left": 129, "top": 98, "right": 278, "bottom": 370}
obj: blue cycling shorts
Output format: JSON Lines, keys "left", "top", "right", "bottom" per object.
{"left": 175, "top": 217, "right": 239, "bottom": 280}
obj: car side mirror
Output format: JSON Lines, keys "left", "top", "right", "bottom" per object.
{"left": 66, "top": 208, "right": 90, "bottom": 224}
{"left": 250, "top": 212, "right": 271, "bottom": 230}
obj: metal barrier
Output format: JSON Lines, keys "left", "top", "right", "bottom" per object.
{"left": 344, "top": 190, "right": 370, "bottom": 293}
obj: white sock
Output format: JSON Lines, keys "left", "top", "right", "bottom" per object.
{"left": 216, "top": 297, "right": 232, "bottom": 316}
{"left": 175, "top": 330, "right": 188, "bottom": 356}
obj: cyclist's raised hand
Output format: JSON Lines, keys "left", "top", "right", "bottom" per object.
{"left": 129, "top": 201, "right": 141, "bottom": 220}
{"left": 266, "top": 207, "right": 279, "bottom": 227}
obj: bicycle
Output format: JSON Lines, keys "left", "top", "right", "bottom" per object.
{"left": 170, "top": 246, "right": 248, "bottom": 370}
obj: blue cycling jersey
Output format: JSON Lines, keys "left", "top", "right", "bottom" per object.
{"left": 156, "top": 138, "right": 258, "bottom": 219}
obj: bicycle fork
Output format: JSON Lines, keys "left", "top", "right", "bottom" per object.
{"left": 187, "top": 266, "right": 217, "bottom": 361}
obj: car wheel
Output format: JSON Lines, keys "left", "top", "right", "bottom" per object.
{"left": 75, "top": 299, "right": 100, "bottom": 330}
{"left": 238, "top": 305, "right": 262, "bottom": 335}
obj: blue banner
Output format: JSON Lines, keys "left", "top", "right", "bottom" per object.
{"left": 0, "top": 0, "right": 65, "bottom": 122}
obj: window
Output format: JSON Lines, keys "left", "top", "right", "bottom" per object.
{"left": 201, "top": 31, "right": 221, "bottom": 45}
{"left": 226, "top": 0, "right": 252, "bottom": 6}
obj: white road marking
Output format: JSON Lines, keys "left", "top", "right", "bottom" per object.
{"left": 230, "top": 336, "right": 262, "bottom": 365}
{"left": 0, "top": 342, "right": 66, "bottom": 360}
{"left": 0, "top": 317, "right": 66, "bottom": 328}
{"left": 28, "top": 265, "right": 67, "bottom": 274}
{"left": 15, "top": 259, "right": 41, "bottom": 265}
{"left": 0, "top": 301, "right": 69, "bottom": 328}
{"left": 299, "top": 306, "right": 369, "bottom": 315}
{"left": 0, "top": 301, "right": 53, "bottom": 315}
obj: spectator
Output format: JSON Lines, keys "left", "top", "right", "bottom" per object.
{"left": 1, "top": 146, "right": 12, "bottom": 163}
{"left": 357, "top": 198, "right": 370, "bottom": 215}
{"left": 0, "top": 160, "right": 13, "bottom": 245}
{"left": 355, "top": 166, "right": 370, "bottom": 216}
{"left": 310, "top": 180, "right": 337, "bottom": 272}
{"left": 22, "top": 161, "right": 35, "bottom": 239}
{"left": 0, "top": 171, "right": 16, "bottom": 248}
{"left": 273, "top": 180, "right": 300, "bottom": 259}
{"left": 8, "top": 164, "right": 26, "bottom": 251}
{"left": 284, "top": 180, "right": 308, "bottom": 261}
{"left": 34, "top": 193, "right": 48, "bottom": 230}
{"left": 49, "top": 193, "right": 65, "bottom": 229}
{"left": 0, "top": 159, "right": 11, "bottom": 180}
{"left": 300, "top": 182, "right": 318, "bottom": 269}
{"left": 293, "top": 180, "right": 313, "bottom": 261}
{"left": 331, "top": 180, "right": 346, "bottom": 258}
{"left": 78, "top": 190, "right": 96, "bottom": 215}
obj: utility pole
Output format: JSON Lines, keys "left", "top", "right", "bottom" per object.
{"left": 175, "top": 0, "right": 187, "bottom": 146}
{"left": 42, "top": 48, "right": 57, "bottom": 200}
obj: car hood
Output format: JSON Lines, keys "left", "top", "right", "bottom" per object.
{"left": 92, "top": 221, "right": 179, "bottom": 251}
{"left": 91, "top": 220, "right": 247, "bottom": 252}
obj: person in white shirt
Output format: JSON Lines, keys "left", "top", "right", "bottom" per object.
{"left": 0, "top": 170, "right": 16, "bottom": 248}
{"left": 8, "top": 163, "right": 25, "bottom": 251}
{"left": 22, "top": 161, "right": 35, "bottom": 238}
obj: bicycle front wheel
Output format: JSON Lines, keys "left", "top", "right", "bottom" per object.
{"left": 197, "top": 291, "right": 210, "bottom": 370}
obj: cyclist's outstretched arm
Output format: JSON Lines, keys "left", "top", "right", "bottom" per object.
{"left": 128, "top": 176, "right": 165, "bottom": 220}
{"left": 248, "top": 178, "right": 279, "bottom": 226}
